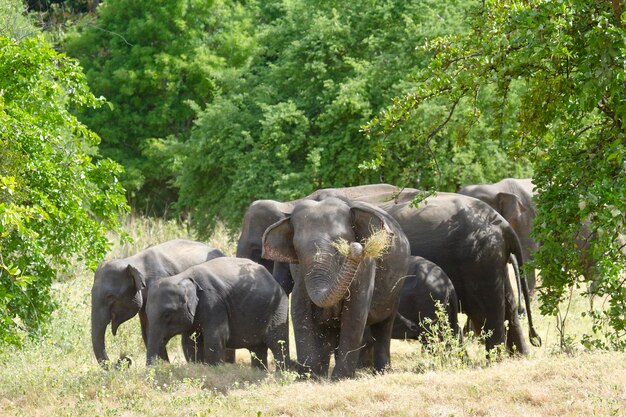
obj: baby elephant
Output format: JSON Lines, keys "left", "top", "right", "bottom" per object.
{"left": 360, "top": 256, "right": 459, "bottom": 367}
{"left": 392, "top": 256, "right": 460, "bottom": 342}
{"left": 145, "top": 257, "right": 290, "bottom": 370}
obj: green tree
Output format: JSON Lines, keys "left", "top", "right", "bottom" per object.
{"left": 0, "top": 0, "right": 127, "bottom": 346}
{"left": 63, "top": 0, "right": 256, "bottom": 214}
{"left": 367, "top": 0, "right": 626, "bottom": 348}
{"left": 179, "top": 0, "right": 525, "bottom": 234}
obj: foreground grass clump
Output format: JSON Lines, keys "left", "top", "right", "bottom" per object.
{"left": 0, "top": 217, "right": 624, "bottom": 416}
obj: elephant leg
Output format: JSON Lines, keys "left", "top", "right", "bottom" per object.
{"left": 369, "top": 302, "right": 399, "bottom": 374}
{"left": 291, "top": 279, "right": 332, "bottom": 377}
{"left": 140, "top": 308, "right": 169, "bottom": 361}
{"left": 248, "top": 344, "right": 268, "bottom": 369}
{"left": 504, "top": 275, "right": 529, "bottom": 355}
{"left": 224, "top": 348, "right": 236, "bottom": 364}
{"left": 201, "top": 338, "right": 226, "bottom": 365}
{"left": 331, "top": 269, "right": 373, "bottom": 379}
{"left": 266, "top": 318, "right": 290, "bottom": 371}
{"left": 199, "top": 320, "right": 229, "bottom": 365}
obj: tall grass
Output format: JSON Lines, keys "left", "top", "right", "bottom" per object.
{"left": 0, "top": 217, "right": 623, "bottom": 416}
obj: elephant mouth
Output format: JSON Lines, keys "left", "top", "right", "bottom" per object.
{"left": 111, "top": 311, "right": 120, "bottom": 336}
{"left": 331, "top": 228, "right": 391, "bottom": 259}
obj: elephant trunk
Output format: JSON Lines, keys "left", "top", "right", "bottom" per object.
{"left": 91, "top": 302, "right": 111, "bottom": 367}
{"left": 306, "top": 242, "right": 364, "bottom": 308}
{"left": 146, "top": 332, "right": 162, "bottom": 366}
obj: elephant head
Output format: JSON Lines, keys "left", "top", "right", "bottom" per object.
{"left": 459, "top": 179, "right": 538, "bottom": 266}
{"left": 145, "top": 276, "right": 200, "bottom": 366}
{"left": 91, "top": 261, "right": 146, "bottom": 366}
{"left": 261, "top": 197, "right": 408, "bottom": 379}
{"left": 262, "top": 197, "right": 393, "bottom": 309}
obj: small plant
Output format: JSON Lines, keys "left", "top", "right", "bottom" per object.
{"left": 413, "top": 301, "right": 498, "bottom": 372}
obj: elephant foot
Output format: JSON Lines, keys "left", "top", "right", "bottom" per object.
{"left": 115, "top": 354, "right": 134, "bottom": 369}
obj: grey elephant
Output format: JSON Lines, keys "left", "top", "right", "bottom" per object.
{"left": 359, "top": 256, "right": 459, "bottom": 367}
{"left": 356, "top": 188, "right": 541, "bottom": 355}
{"left": 459, "top": 178, "right": 625, "bottom": 297}
{"left": 458, "top": 178, "right": 538, "bottom": 293}
{"left": 262, "top": 197, "right": 410, "bottom": 379}
{"left": 91, "top": 239, "right": 224, "bottom": 367}
{"left": 236, "top": 184, "right": 400, "bottom": 294}
{"left": 392, "top": 256, "right": 460, "bottom": 341}
{"left": 145, "top": 257, "right": 290, "bottom": 370}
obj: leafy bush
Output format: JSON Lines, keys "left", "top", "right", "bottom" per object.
{"left": 0, "top": 0, "right": 127, "bottom": 345}
{"left": 177, "top": 0, "right": 531, "bottom": 235}
{"left": 63, "top": 0, "right": 257, "bottom": 214}
{"left": 366, "top": 0, "right": 626, "bottom": 348}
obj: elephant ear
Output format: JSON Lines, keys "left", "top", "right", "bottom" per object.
{"left": 262, "top": 217, "right": 299, "bottom": 264}
{"left": 497, "top": 192, "right": 526, "bottom": 222}
{"left": 182, "top": 278, "right": 201, "bottom": 320}
{"left": 126, "top": 264, "right": 146, "bottom": 291}
{"left": 350, "top": 201, "right": 394, "bottom": 241}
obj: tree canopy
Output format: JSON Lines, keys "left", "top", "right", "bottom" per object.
{"left": 176, "top": 0, "right": 532, "bottom": 233}
{"left": 63, "top": 0, "right": 257, "bottom": 214}
{"left": 0, "top": 0, "right": 127, "bottom": 345}
{"left": 367, "top": 0, "right": 626, "bottom": 347}
{"left": 12, "top": 0, "right": 625, "bottom": 348}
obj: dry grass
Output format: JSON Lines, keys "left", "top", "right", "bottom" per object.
{"left": 0, "top": 217, "right": 624, "bottom": 417}
{"left": 332, "top": 229, "right": 391, "bottom": 259}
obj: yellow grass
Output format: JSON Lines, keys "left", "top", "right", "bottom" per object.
{"left": 0, "top": 217, "right": 624, "bottom": 416}
{"left": 332, "top": 229, "right": 391, "bottom": 259}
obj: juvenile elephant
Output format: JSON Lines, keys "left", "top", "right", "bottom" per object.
{"left": 262, "top": 197, "right": 410, "bottom": 379}
{"left": 458, "top": 178, "right": 538, "bottom": 293}
{"left": 236, "top": 184, "right": 400, "bottom": 294}
{"left": 392, "top": 256, "right": 460, "bottom": 341}
{"left": 357, "top": 188, "right": 541, "bottom": 355}
{"left": 91, "top": 239, "right": 224, "bottom": 367}
{"left": 145, "top": 257, "right": 290, "bottom": 370}
{"left": 360, "top": 256, "right": 459, "bottom": 366}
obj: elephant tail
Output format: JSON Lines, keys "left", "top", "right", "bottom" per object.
{"left": 447, "top": 288, "right": 462, "bottom": 343}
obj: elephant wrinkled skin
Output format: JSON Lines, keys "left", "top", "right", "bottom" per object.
{"left": 262, "top": 197, "right": 410, "bottom": 379}
{"left": 356, "top": 188, "right": 541, "bottom": 354}
{"left": 458, "top": 178, "right": 538, "bottom": 293}
{"left": 91, "top": 239, "right": 224, "bottom": 367}
{"left": 145, "top": 257, "right": 289, "bottom": 370}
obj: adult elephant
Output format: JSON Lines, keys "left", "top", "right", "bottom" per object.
{"left": 355, "top": 188, "right": 541, "bottom": 355}
{"left": 262, "top": 197, "right": 410, "bottom": 379}
{"left": 457, "top": 178, "right": 624, "bottom": 296}
{"left": 458, "top": 178, "right": 538, "bottom": 293}
{"left": 91, "top": 239, "right": 224, "bottom": 367}
{"left": 236, "top": 184, "right": 400, "bottom": 294}
{"left": 145, "top": 257, "right": 289, "bottom": 370}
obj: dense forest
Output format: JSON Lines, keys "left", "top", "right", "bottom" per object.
{"left": 0, "top": 0, "right": 624, "bottom": 350}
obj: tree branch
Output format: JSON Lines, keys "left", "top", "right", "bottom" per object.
{"left": 611, "top": 0, "right": 624, "bottom": 29}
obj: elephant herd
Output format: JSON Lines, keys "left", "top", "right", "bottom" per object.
{"left": 91, "top": 179, "right": 544, "bottom": 379}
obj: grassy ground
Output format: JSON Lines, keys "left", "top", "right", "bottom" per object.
{"left": 0, "top": 217, "right": 624, "bottom": 416}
